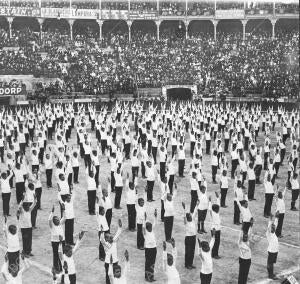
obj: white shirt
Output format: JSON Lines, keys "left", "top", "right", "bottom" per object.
{"left": 200, "top": 238, "right": 215, "bottom": 274}
{"left": 209, "top": 199, "right": 221, "bottom": 230}
{"left": 266, "top": 221, "right": 279, "bottom": 253}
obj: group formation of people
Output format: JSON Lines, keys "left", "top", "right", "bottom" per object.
{"left": 0, "top": 21, "right": 299, "bottom": 99}
{"left": 0, "top": 101, "right": 299, "bottom": 284}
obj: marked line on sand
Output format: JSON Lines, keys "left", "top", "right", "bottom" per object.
{"left": 252, "top": 265, "right": 300, "bottom": 284}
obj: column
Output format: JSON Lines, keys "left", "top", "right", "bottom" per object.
{"left": 38, "top": 18, "right": 44, "bottom": 40}
{"left": 185, "top": 20, "right": 189, "bottom": 39}
{"left": 212, "top": 20, "right": 218, "bottom": 41}
{"left": 69, "top": 19, "right": 74, "bottom": 40}
{"left": 128, "top": 20, "right": 132, "bottom": 42}
{"left": 271, "top": 19, "right": 276, "bottom": 39}
{"left": 7, "top": 17, "right": 14, "bottom": 38}
{"left": 242, "top": 20, "right": 247, "bottom": 41}
{"left": 156, "top": 20, "right": 161, "bottom": 40}
{"left": 97, "top": 20, "right": 103, "bottom": 40}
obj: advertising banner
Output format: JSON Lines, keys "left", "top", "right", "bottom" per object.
{"left": 215, "top": 9, "right": 245, "bottom": 19}
{"left": 0, "top": 7, "right": 40, "bottom": 17}
{"left": 129, "top": 11, "right": 158, "bottom": 20}
{"left": 41, "top": 8, "right": 70, "bottom": 18}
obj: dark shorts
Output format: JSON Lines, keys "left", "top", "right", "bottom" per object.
{"left": 267, "top": 252, "right": 278, "bottom": 264}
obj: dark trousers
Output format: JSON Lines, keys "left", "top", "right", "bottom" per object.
{"left": 114, "top": 186, "right": 123, "bottom": 208}
{"left": 145, "top": 247, "right": 157, "bottom": 281}
{"left": 206, "top": 140, "right": 211, "bottom": 154}
{"left": 160, "top": 200, "right": 165, "bottom": 221}
{"left": 2, "top": 192, "right": 11, "bottom": 215}
{"left": 110, "top": 171, "right": 115, "bottom": 192}
{"left": 95, "top": 165, "right": 100, "bottom": 188}
{"left": 159, "top": 162, "right": 166, "bottom": 181}
{"left": 200, "top": 272, "right": 212, "bottom": 284}
{"left": 220, "top": 188, "right": 228, "bottom": 207}
{"left": 255, "top": 165, "right": 262, "bottom": 183}
{"left": 65, "top": 218, "right": 74, "bottom": 245}
{"left": 185, "top": 235, "right": 196, "bottom": 268}
{"left": 132, "top": 166, "right": 139, "bottom": 183}
{"left": 190, "top": 141, "right": 195, "bottom": 157}
{"left": 31, "top": 203, "right": 37, "bottom": 227}
{"left": 178, "top": 159, "right": 185, "bottom": 176}
{"left": 291, "top": 189, "right": 299, "bottom": 209}
{"left": 234, "top": 200, "right": 241, "bottom": 224}
{"left": 152, "top": 147, "right": 157, "bottom": 164}
{"left": 164, "top": 216, "right": 174, "bottom": 241}
{"left": 21, "top": 227, "right": 32, "bottom": 255}
{"left": 267, "top": 252, "right": 278, "bottom": 277}
{"left": 141, "top": 162, "right": 146, "bottom": 178}
{"left": 52, "top": 241, "right": 64, "bottom": 273}
{"left": 137, "top": 223, "right": 145, "bottom": 249}
{"left": 87, "top": 190, "right": 96, "bottom": 214}
{"left": 275, "top": 213, "right": 284, "bottom": 237}
{"left": 198, "top": 209, "right": 207, "bottom": 232}
{"left": 35, "top": 187, "right": 42, "bottom": 209}
{"left": 16, "top": 182, "right": 25, "bottom": 204}
{"left": 84, "top": 154, "right": 91, "bottom": 169}
{"left": 248, "top": 180, "right": 256, "bottom": 199}
{"left": 190, "top": 191, "right": 198, "bottom": 213}
{"left": 211, "top": 230, "right": 221, "bottom": 257}
{"left": 127, "top": 204, "right": 136, "bottom": 230}
{"left": 101, "top": 140, "right": 107, "bottom": 155}
{"left": 146, "top": 180, "right": 154, "bottom": 201}
{"left": 264, "top": 193, "right": 274, "bottom": 217}
{"left": 98, "top": 231, "right": 108, "bottom": 260}
{"left": 73, "top": 167, "right": 79, "bottom": 183}
{"left": 231, "top": 159, "right": 239, "bottom": 179}
{"left": 46, "top": 169, "right": 53, "bottom": 187}
{"left": 212, "top": 165, "right": 217, "bottom": 182}
{"left": 106, "top": 209, "right": 112, "bottom": 230}
{"left": 224, "top": 139, "right": 229, "bottom": 152}
{"left": 168, "top": 174, "right": 174, "bottom": 194}
{"left": 238, "top": 258, "right": 251, "bottom": 284}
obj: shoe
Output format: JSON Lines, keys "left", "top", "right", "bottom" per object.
{"left": 221, "top": 205, "right": 228, "bottom": 208}
{"left": 278, "top": 235, "right": 283, "bottom": 238}
{"left": 29, "top": 253, "right": 34, "bottom": 256}
{"left": 186, "top": 266, "right": 193, "bottom": 270}
{"left": 291, "top": 208, "right": 298, "bottom": 211}
{"left": 197, "top": 230, "right": 202, "bottom": 234}
{"left": 201, "top": 230, "right": 207, "bottom": 234}
{"left": 268, "top": 275, "right": 278, "bottom": 280}
{"left": 264, "top": 214, "right": 269, "bottom": 218}
{"left": 213, "top": 255, "right": 221, "bottom": 259}
{"left": 138, "top": 247, "right": 145, "bottom": 250}
{"left": 89, "top": 212, "right": 96, "bottom": 215}
{"left": 190, "top": 265, "right": 196, "bottom": 269}
{"left": 24, "top": 254, "right": 30, "bottom": 258}
{"left": 99, "top": 257, "right": 105, "bottom": 261}
{"left": 115, "top": 206, "right": 122, "bottom": 210}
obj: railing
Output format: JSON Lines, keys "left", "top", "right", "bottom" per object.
{"left": 0, "top": 1, "right": 298, "bottom": 19}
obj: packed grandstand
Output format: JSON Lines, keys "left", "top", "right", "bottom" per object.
{"left": 0, "top": 0, "right": 299, "bottom": 101}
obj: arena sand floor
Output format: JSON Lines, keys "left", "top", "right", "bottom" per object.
{"left": 0, "top": 115, "right": 299, "bottom": 284}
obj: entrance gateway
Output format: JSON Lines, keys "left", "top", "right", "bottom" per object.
{"left": 162, "top": 85, "right": 197, "bottom": 101}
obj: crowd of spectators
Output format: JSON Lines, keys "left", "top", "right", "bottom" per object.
{"left": 187, "top": 2, "right": 215, "bottom": 16}
{"left": 41, "top": 1, "right": 70, "bottom": 8}
{"left": 275, "top": 3, "right": 299, "bottom": 14}
{"left": 10, "top": 0, "right": 39, "bottom": 8}
{"left": 245, "top": 3, "right": 273, "bottom": 15}
{"left": 0, "top": 22, "right": 298, "bottom": 99}
{"left": 160, "top": 2, "right": 186, "bottom": 16}
{"left": 216, "top": 1, "right": 244, "bottom": 10}
{"left": 130, "top": 2, "right": 157, "bottom": 12}
{"left": 102, "top": 2, "right": 128, "bottom": 10}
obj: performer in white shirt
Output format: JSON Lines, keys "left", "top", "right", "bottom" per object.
{"left": 162, "top": 239, "right": 180, "bottom": 284}
{"left": 266, "top": 213, "right": 279, "bottom": 280}
{"left": 108, "top": 250, "right": 129, "bottom": 284}
{"left": 198, "top": 229, "right": 216, "bottom": 284}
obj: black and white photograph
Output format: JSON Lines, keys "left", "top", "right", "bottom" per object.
{"left": 0, "top": 0, "right": 299, "bottom": 283}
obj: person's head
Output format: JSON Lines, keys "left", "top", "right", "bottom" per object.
{"left": 138, "top": 198, "right": 144, "bottom": 207}
{"left": 28, "top": 182, "right": 35, "bottom": 191}
{"left": 8, "top": 224, "right": 17, "bottom": 235}
{"left": 99, "top": 206, "right": 105, "bottom": 216}
{"left": 59, "top": 173, "right": 65, "bottom": 181}
{"left": 222, "top": 170, "right": 227, "bottom": 176}
{"left": 89, "top": 170, "right": 94, "bottom": 178}
{"left": 145, "top": 222, "right": 152, "bottom": 232}
{"left": 92, "top": 150, "right": 97, "bottom": 157}
{"left": 52, "top": 216, "right": 60, "bottom": 226}
{"left": 278, "top": 191, "right": 283, "bottom": 199}
{"left": 200, "top": 241, "right": 210, "bottom": 252}
{"left": 46, "top": 153, "right": 50, "bottom": 159}
{"left": 133, "top": 149, "right": 137, "bottom": 156}
{"left": 113, "top": 264, "right": 122, "bottom": 278}
{"left": 66, "top": 155, "right": 70, "bottom": 161}
{"left": 104, "top": 232, "right": 113, "bottom": 244}
{"left": 32, "top": 149, "right": 37, "bottom": 155}
{"left": 240, "top": 200, "right": 248, "bottom": 208}
{"left": 56, "top": 161, "right": 63, "bottom": 169}
{"left": 166, "top": 193, "right": 172, "bottom": 202}
{"left": 212, "top": 204, "right": 220, "bottom": 214}
{"left": 293, "top": 172, "right": 298, "bottom": 180}
{"left": 102, "top": 188, "right": 108, "bottom": 197}
{"left": 73, "top": 151, "right": 78, "bottom": 158}
{"left": 23, "top": 203, "right": 31, "bottom": 212}
{"left": 167, "top": 253, "right": 174, "bottom": 266}
{"left": 213, "top": 150, "right": 217, "bottom": 156}
{"left": 64, "top": 244, "right": 73, "bottom": 258}
{"left": 66, "top": 194, "right": 71, "bottom": 203}
{"left": 242, "top": 232, "right": 249, "bottom": 243}
{"left": 186, "top": 212, "right": 192, "bottom": 222}
{"left": 200, "top": 185, "right": 206, "bottom": 194}
{"left": 129, "top": 182, "right": 134, "bottom": 190}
